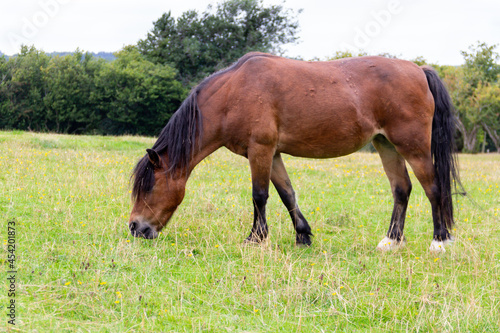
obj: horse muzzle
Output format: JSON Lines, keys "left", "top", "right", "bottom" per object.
{"left": 129, "top": 220, "right": 159, "bottom": 239}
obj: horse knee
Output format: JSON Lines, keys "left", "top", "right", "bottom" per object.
{"left": 252, "top": 188, "right": 269, "bottom": 207}
{"left": 394, "top": 184, "right": 411, "bottom": 204}
{"left": 423, "top": 183, "right": 441, "bottom": 205}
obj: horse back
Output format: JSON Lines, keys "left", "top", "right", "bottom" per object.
{"left": 199, "top": 54, "right": 434, "bottom": 158}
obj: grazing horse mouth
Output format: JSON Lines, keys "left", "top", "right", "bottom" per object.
{"left": 129, "top": 221, "right": 159, "bottom": 239}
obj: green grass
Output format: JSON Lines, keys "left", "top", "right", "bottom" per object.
{"left": 1, "top": 130, "right": 499, "bottom": 332}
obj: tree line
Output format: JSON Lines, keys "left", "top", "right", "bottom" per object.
{"left": 0, "top": 0, "right": 498, "bottom": 152}
{"left": 0, "top": 46, "right": 185, "bottom": 135}
{"left": 441, "top": 43, "right": 500, "bottom": 153}
{"left": 0, "top": 0, "right": 299, "bottom": 136}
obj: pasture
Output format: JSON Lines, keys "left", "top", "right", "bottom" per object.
{"left": 1, "top": 130, "right": 499, "bottom": 332}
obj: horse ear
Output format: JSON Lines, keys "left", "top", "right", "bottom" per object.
{"left": 146, "top": 149, "right": 162, "bottom": 169}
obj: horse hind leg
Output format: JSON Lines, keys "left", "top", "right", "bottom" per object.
{"left": 403, "top": 152, "right": 454, "bottom": 252}
{"left": 387, "top": 130, "right": 454, "bottom": 252}
{"left": 270, "top": 154, "right": 312, "bottom": 245}
{"left": 373, "top": 136, "right": 412, "bottom": 251}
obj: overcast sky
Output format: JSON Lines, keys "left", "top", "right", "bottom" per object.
{"left": 1, "top": 0, "right": 499, "bottom": 65}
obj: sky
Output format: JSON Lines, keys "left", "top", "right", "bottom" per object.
{"left": 1, "top": 0, "right": 499, "bottom": 65}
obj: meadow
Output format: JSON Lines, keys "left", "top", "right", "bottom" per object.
{"left": 1, "top": 130, "right": 499, "bottom": 332}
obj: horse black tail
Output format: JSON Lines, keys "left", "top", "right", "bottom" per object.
{"left": 422, "top": 66, "right": 465, "bottom": 229}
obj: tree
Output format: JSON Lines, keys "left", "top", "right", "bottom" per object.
{"left": 0, "top": 55, "right": 7, "bottom": 77}
{"left": 96, "top": 46, "right": 187, "bottom": 135}
{"left": 461, "top": 42, "right": 500, "bottom": 86}
{"left": 325, "top": 50, "right": 368, "bottom": 61}
{"left": 138, "top": 0, "right": 301, "bottom": 86}
{"left": 42, "top": 51, "right": 105, "bottom": 133}
{"left": 1, "top": 46, "right": 50, "bottom": 131}
{"left": 454, "top": 81, "right": 500, "bottom": 152}
{"left": 0, "top": 55, "right": 11, "bottom": 126}
{"left": 453, "top": 42, "right": 500, "bottom": 152}
{"left": 475, "top": 83, "right": 500, "bottom": 152}
{"left": 0, "top": 45, "right": 186, "bottom": 135}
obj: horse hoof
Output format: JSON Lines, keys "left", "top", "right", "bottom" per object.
{"left": 296, "top": 234, "right": 312, "bottom": 247}
{"left": 376, "top": 236, "right": 406, "bottom": 251}
{"left": 244, "top": 235, "right": 264, "bottom": 245}
{"left": 429, "top": 236, "right": 454, "bottom": 252}
{"left": 429, "top": 240, "right": 445, "bottom": 252}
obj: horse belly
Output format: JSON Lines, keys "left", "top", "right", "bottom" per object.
{"left": 276, "top": 106, "right": 377, "bottom": 158}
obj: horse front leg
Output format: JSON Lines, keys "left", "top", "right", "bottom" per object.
{"left": 245, "top": 143, "right": 275, "bottom": 243}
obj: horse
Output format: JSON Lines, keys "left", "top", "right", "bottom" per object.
{"left": 128, "top": 52, "right": 463, "bottom": 252}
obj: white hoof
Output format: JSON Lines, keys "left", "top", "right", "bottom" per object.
{"left": 429, "top": 237, "right": 454, "bottom": 253}
{"left": 376, "top": 236, "right": 406, "bottom": 251}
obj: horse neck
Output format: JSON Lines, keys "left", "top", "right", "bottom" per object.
{"left": 184, "top": 93, "right": 225, "bottom": 175}
{"left": 187, "top": 138, "right": 222, "bottom": 177}
{"left": 183, "top": 75, "right": 228, "bottom": 177}
{"left": 162, "top": 121, "right": 222, "bottom": 181}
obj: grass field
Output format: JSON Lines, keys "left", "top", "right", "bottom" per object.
{"left": 1, "top": 130, "right": 499, "bottom": 332}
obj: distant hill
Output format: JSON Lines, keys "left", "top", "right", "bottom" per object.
{"left": 48, "top": 51, "right": 116, "bottom": 61}
{"left": 0, "top": 51, "right": 116, "bottom": 61}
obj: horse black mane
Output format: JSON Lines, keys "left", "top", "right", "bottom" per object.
{"left": 131, "top": 52, "right": 275, "bottom": 200}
